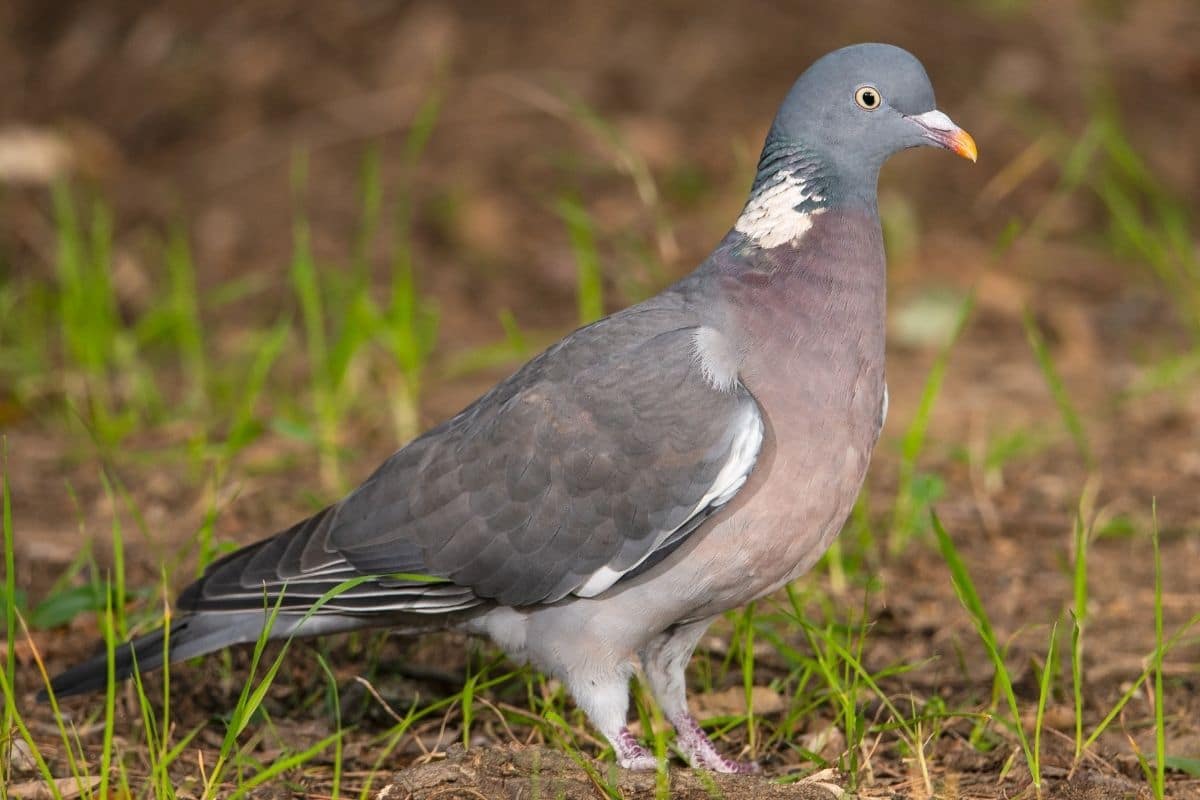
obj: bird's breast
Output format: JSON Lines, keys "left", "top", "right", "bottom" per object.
{"left": 733, "top": 329, "right": 884, "bottom": 585}
{"left": 677, "top": 209, "right": 889, "bottom": 612}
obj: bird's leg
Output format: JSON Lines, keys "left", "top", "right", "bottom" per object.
{"left": 640, "top": 619, "right": 761, "bottom": 774}
{"left": 567, "top": 666, "right": 656, "bottom": 770}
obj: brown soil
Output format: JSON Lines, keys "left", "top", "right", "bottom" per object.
{"left": 372, "top": 745, "right": 841, "bottom": 800}
{"left": 3, "top": 2, "right": 1200, "bottom": 799}
{"left": 368, "top": 744, "right": 1161, "bottom": 800}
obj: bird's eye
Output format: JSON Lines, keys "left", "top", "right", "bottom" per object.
{"left": 854, "top": 86, "right": 882, "bottom": 110}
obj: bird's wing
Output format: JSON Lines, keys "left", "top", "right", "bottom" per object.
{"left": 179, "top": 314, "right": 763, "bottom": 613}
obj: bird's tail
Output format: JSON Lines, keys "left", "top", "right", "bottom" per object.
{"left": 39, "top": 609, "right": 363, "bottom": 701}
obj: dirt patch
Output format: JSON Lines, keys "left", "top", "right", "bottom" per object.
{"left": 372, "top": 745, "right": 840, "bottom": 800}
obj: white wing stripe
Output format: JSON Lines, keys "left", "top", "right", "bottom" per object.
{"left": 574, "top": 400, "right": 763, "bottom": 597}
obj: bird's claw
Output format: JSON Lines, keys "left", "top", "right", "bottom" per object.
{"left": 614, "top": 727, "right": 658, "bottom": 771}
{"left": 687, "top": 751, "right": 762, "bottom": 774}
{"left": 617, "top": 752, "right": 660, "bottom": 771}
{"left": 671, "top": 713, "right": 761, "bottom": 774}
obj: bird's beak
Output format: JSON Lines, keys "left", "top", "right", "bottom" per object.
{"left": 908, "top": 109, "right": 977, "bottom": 162}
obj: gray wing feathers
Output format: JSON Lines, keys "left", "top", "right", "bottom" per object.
{"left": 178, "top": 313, "right": 762, "bottom": 614}
{"left": 331, "top": 320, "right": 763, "bottom": 606}
{"left": 177, "top": 505, "right": 476, "bottom": 615}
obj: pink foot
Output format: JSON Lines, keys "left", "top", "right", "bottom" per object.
{"left": 671, "top": 713, "right": 761, "bottom": 774}
{"left": 614, "top": 727, "right": 657, "bottom": 771}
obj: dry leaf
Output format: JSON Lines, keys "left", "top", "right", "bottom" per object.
{"left": 7, "top": 739, "right": 39, "bottom": 774}
{"left": 0, "top": 127, "right": 74, "bottom": 185}
{"left": 797, "top": 724, "right": 846, "bottom": 761}
{"left": 798, "top": 767, "right": 845, "bottom": 798}
{"left": 7, "top": 776, "right": 102, "bottom": 800}
{"left": 690, "top": 685, "right": 785, "bottom": 717}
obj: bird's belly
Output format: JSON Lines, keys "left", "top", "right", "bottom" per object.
{"left": 718, "top": 435, "right": 871, "bottom": 597}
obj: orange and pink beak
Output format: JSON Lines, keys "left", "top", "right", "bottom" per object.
{"left": 909, "top": 109, "right": 978, "bottom": 162}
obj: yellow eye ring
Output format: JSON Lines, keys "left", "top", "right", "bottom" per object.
{"left": 855, "top": 86, "right": 882, "bottom": 110}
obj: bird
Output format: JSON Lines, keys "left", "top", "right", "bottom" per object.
{"left": 44, "top": 43, "right": 975, "bottom": 773}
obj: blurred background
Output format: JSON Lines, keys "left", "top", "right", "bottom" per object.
{"left": 1, "top": 0, "right": 1198, "bottom": 795}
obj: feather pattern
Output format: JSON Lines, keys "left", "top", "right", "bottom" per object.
{"left": 176, "top": 312, "right": 762, "bottom": 613}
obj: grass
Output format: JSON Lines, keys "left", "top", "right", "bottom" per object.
{"left": 1086, "top": 95, "right": 1200, "bottom": 339}
{"left": 1021, "top": 310, "right": 1093, "bottom": 470}
{"left": 1070, "top": 508, "right": 1089, "bottom": 762}
{"left": 2, "top": 439, "right": 19, "bottom": 791}
{"left": 1140, "top": 504, "right": 1166, "bottom": 800}
{"left": 887, "top": 290, "right": 974, "bottom": 555}
{"left": 934, "top": 504, "right": 1200, "bottom": 797}
{"left": 932, "top": 509, "right": 1059, "bottom": 795}
{"left": 52, "top": 185, "right": 147, "bottom": 450}
{"left": 0, "top": 94, "right": 445, "bottom": 497}
{"left": 557, "top": 194, "right": 607, "bottom": 325}
{"left": 287, "top": 125, "right": 441, "bottom": 491}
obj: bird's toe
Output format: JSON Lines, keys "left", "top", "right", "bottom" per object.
{"left": 679, "top": 740, "right": 760, "bottom": 773}
{"left": 705, "top": 755, "right": 761, "bottom": 774}
{"left": 670, "top": 712, "right": 760, "bottom": 774}
{"left": 618, "top": 752, "right": 660, "bottom": 771}
{"left": 613, "top": 726, "right": 659, "bottom": 771}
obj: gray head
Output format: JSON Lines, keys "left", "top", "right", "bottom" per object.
{"left": 766, "top": 44, "right": 975, "bottom": 194}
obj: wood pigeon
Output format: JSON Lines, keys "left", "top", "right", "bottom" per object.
{"left": 46, "top": 42, "right": 976, "bottom": 773}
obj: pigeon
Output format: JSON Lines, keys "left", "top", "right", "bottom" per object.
{"left": 45, "top": 43, "right": 975, "bottom": 773}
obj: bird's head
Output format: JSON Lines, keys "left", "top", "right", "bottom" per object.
{"left": 769, "top": 43, "right": 976, "bottom": 181}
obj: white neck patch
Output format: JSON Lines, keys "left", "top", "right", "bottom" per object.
{"left": 734, "top": 170, "right": 825, "bottom": 249}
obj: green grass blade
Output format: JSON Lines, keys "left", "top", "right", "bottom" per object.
{"left": 1080, "top": 616, "right": 1200, "bottom": 751}
{"left": 0, "top": 659, "right": 63, "bottom": 800}
{"left": 738, "top": 603, "right": 757, "bottom": 757}
{"left": 888, "top": 292, "right": 974, "bottom": 554}
{"left": 203, "top": 589, "right": 290, "bottom": 794}
{"left": 353, "top": 145, "right": 384, "bottom": 281}
{"left": 553, "top": 86, "right": 677, "bottom": 265}
{"left": 98, "top": 578, "right": 116, "bottom": 800}
{"left": 556, "top": 195, "right": 605, "bottom": 325}
{"left": 932, "top": 511, "right": 1037, "bottom": 783}
{"left": 100, "top": 474, "right": 127, "bottom": 639}
{"left": 158, "top": 570, "right": 174, "bottom": 797}
{"left": 1151, "top": 502, "right": 1165, "bottom": 800}
{"left": 223, "top": 318, "right": 291, "bottom": 462}
{"left": 1021, "top": 310, "right": 1092, "bottom": 469}
{"left": 165, "top": 224, "right": 207, "bottom": 413}
{"left": 1071, "top": 508, "right": 1089, "bottom": 761}
{"left": 315, "top": 652, "right": 345, "bottom": 800}
{"left": 1, "top": 438, "right": 14, "bottom": 786}
{"left": 1033, "top": 619, "right": 1058, "bottom": 789}
{"left": 402, "top": 85, "right": 444, "bottom": 168}
{"left": 461, "top": 662, "right": 478, "bottom": 750}
{"left": 225, "top": 730, "right": 344, "bottom": 800}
